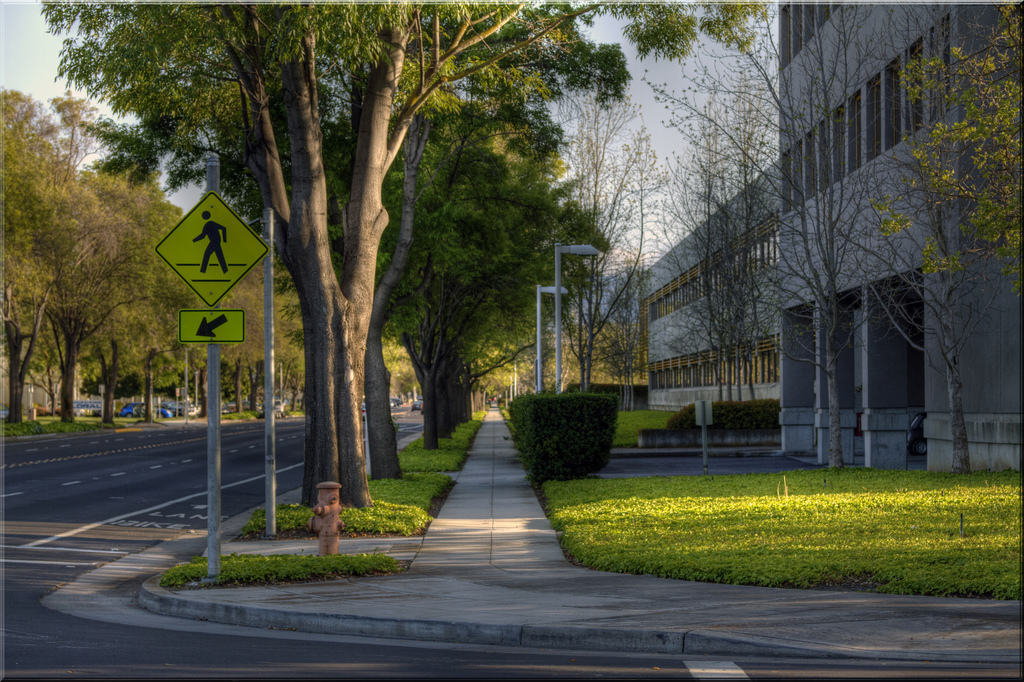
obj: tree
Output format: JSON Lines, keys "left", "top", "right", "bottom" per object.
{"left": 46, "top": 3, "right": 765, "bottom": 504}
{"left": 2, "top": 90, "right": 81, "bottom": 422}
{"left": 864, "top": 6, "right": 1021, "bottom": 473}
{"left": 560, "top": 96, "right": 663, "bottom": 392}
{"left": 656, "top": 4, "right": 889, "bottom": 467}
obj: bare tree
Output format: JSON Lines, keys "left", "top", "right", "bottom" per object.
{"left": 562, "top": 96, "right": 664, "bottom": 391}
{"left": 862, "top": 6, "right": 1020, "bottom": 473}
{"left": 655, "top": 4, "right": 888, "bottom": 466}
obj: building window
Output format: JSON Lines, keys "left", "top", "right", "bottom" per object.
{"left": 804, "top": 130, "right": 815, "bottom": 197}
{"left": 867, "top": 75, "right": 881, "bottom": 160}
{"left": 818, "top": 119, "right": 830, "bottom": 189}
{"left": 781, "top": 4, "right": 791, "bottom": 68}
{"left": 847, "top": 91, "right": 862, "bottom": 171}
{"left": 782, "top": 149, "right": 792, "bottom": 212}
{"left": 885, "top": 57, "right": 902, "bottom": 150}
{"left": 792, "top": 4, "right": 802, "bottom": 57}
{"left": 793, "top": 140, "right": 803, "bottom": 206}
{"left": 832, "top": 105, "right": 845, "bottom": 181}
{"left": 907, "top": 38, "right": 924, "bottom": 133}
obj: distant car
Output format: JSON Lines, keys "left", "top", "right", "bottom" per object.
{"left": 390, "top": 398, "right": 402, "bottom": 408}
{"left": 119, "top": 402, "right": 144, "bottom": 418}
{"left": 907, "top": 412, "right": 927, "bottom": 456}
{"left": 410, "top": 400, "right": 422, "bottom": 412}
{"left": 0, "top": 403, "right": 8, "bottom": 419}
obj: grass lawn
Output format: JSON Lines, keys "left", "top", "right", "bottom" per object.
{"left": 542, "top": 468, "right": 1022, "bottom": 599}
{"left": 613, "top": 410, "right": 671, "bottom": 447}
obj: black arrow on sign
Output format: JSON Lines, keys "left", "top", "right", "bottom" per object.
{"left": 196, "top": 314, "right": 229, "bottom": 338}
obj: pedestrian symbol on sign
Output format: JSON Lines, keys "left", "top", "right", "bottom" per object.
{"left": 155, "top": 192, "right": 268, "bottom": 307}
{"left": 193, "top": 212, "right": 229, "bottom": 274}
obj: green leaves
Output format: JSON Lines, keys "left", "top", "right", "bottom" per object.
{"left": 543, "top": 469, "right": 1022, "bottom": 599}
{"left": 159, "top": 552, "right": 399, "bottom": 588}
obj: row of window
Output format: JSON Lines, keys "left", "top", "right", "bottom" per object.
{"left": 647, "top": 221, "right": 778, "bottom": 323}
{"left": 781, "top": 14, "right": 950, "bottom": 212}
{"left": 649, "top": 337, "right": 780, "bottom": 390}
{"left": 780, "top": 2, "right": 835, "bottom": 67}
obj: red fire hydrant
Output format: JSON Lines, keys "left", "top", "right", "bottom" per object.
{"left": 307, "top": 481, "right": 345, "bottom": 556}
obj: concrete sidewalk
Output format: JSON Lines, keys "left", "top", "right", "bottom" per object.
{"left": 126, "top": 409, "right": 1021, "bottom": 661}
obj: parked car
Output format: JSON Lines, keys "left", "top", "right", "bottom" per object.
{"left": 0, "top": 403, "right": 8, "bottom": 419}
{"left": 907, "top": 412, "right": 927, "bottom": 456}
{"left": 119, "top": 402, "right": 144, "bottom": 418}
{"left": 410, "top": 400, "right": 422, "bottom": 412}
{"left": 390, "top": 398, "right": 402, "bottom": 408}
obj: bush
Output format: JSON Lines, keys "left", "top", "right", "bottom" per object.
{"left": 666, "top": 399, "right": 780, "bottom": 430}
{"left": 0, "top": 420, "right": 101, "bottom": 437}
{"left": 564, "top": 383, "right": 649, "bottom": 399}
{"left": 160, "top": 552, "right": 399, "bottom": 588}
{"left": 508, "top": 392, "right": 618, "bottom": 485}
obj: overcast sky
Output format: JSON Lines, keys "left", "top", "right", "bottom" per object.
{"left": 2, "top": 2, "right": 704, "bottom": 219}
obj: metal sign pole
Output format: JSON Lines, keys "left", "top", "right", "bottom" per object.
{"left": 263, "top": 207, "right": 276, "bottom": 538}
{"left": 205, "top": 154, "right": 222, "bottom": 582}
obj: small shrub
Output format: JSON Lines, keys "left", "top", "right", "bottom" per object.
{"left": 160, "top": 552, "right": 399, "bottom": 588}
{"left": 0, "top": 420, "right": 101, "bottom": 437}
{"left": 509, "top": 392, "right": 618, "bottom": 484}
{"left": 666, "top": 399, "right": 780, "bottom": 430}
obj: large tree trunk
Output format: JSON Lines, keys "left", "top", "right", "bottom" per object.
{"left": 363, "top": 115, "right": 431, "bottom": 480}
{"left": 235, "top": 358, "right": 243, "bottom": 413}
{"left": 144, "top": 349, "right": 156, "bottom": 424}
{"left": 97, "top": 340, "right": 118, "bottom": 424}
{"left": 58, "top": 331, "right": 81, "bottom": 423}
{"left": 825, "top": 333, "right": 844, "bottom": 469}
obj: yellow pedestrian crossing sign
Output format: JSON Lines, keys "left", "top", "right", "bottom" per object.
{"left": 179, "top": 309, "right": 246, "bottom": 344}
{"left": 156, "top": 192, "right": 268, "bottom": 306}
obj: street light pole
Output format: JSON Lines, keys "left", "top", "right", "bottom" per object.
{"left": 554, "top": 244, "right": 599, "bottom": 393}
{"left": 536, "top": 285, "right": 568, "bottom": 393}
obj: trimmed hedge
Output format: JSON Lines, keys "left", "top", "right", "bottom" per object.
{"left": 508, "top": 392, "right": 618, "bottom": 484}
{"left": 666, "top": 399, "right": 780, "bottom": 430}
{"left": 564, "top": 383, "right": 649, "bottom": 399}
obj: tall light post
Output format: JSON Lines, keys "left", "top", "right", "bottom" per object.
{"left": 536, "top": 285, "right": 567, "bottom": 392}
{"left": 554, "top": 243, "right": 599, "bottom": 393}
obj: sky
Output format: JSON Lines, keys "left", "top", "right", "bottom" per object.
{"left": 1, "top": 2, "right": 706, "bottom": 218}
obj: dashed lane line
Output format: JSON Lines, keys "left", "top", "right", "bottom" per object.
{"left": 684, "top": 661, "right": 750, "bottom": 679}
{"left": 21, "top": 461, "right": 303, "bottom": 548}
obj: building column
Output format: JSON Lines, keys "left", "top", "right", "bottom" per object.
{"left": 861, "top": 287, "right": 910, "bottom": 469}
{"left": 780, "top": 308, "right": 815, "bottom": 454}
{"left": 815, "top": 315, "right": 856, "bottom": 465}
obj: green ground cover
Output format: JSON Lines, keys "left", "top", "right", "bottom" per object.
{"left": 1, "top": 419, "right": 103, "bottom": 436}
{"left": 242, "top": 472, "right": 452, "bottom": 537}
{"left": 222, "top": 410, "right": 260, "bottom": 420}
{"left": 160, "top": 552, "right": 399, "bottom": 588}
{"left": 613, "top": 410, "right": 671, "bottom": 447}
{"left": 398, "top": 418, "right": 483, "bottom": 472}
{"left": 542, "top": 468, "right": 1022, "bottom": 599}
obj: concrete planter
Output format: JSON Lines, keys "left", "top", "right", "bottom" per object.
{"left": 638, "top": 428, "right": 782, "bottom": 448}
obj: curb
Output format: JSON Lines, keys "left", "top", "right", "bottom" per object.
{"left": 137, "top": 578, "right": 1021, "bottom": 662}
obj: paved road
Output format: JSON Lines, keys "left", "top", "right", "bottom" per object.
{"left": 2, "top": 418, "right": 1016, "bottom": 678}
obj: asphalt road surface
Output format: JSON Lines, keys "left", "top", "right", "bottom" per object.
{"left": 2, "top": 418, "right": 1017, "bottom": 678}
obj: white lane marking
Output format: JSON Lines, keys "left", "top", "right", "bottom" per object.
{"left": 228, "top": 449, "right": 237, "bottom": 453}
{"left": 1, "top": 492, "right": 24, "bottom": 498}
{"left": 150, "top": 465, "right": 163, "bottom": 469}
{"left": 1, "top": 559, "right": 99, "bottom": 566}
{"left": 684, "top": 661, "right": 749, "bottom": 679}
{"left": 60, "top": 444, "right": 71, "bottom": 448}
{"left": 22, "top": 461, "right": 304, "bottom": 548}
{"left": 181, "top": 459, "right": 192, "bottom": 463}
{"left": 90, "top": 441, "right": 99, "bottom": 444}
{"left": 26, "top": 448, "right": 38, "bottom": 452}
{"left": 111, "top": 472, "right": 126, "bottom": 477}
{"left": 1, "top": 544, "right": 129, "bottom": 555}
{"left": 248, "top": 445, "right": 256, "bottom": 449}
{"left": 61, "top": 481, "right": 81, "bottom": 486}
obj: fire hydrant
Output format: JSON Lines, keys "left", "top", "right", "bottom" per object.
{"left": 307, "top": 482, "right": 345, "bottom": 556}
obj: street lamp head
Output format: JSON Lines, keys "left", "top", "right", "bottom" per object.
{"left": 558, "top": 244, "right": 600, "bottom": 256}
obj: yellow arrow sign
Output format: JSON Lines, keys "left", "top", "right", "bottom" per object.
{"left": 178, "top": 309, "right": 246, "bottom": 344}
{"left": 156, "top": 192, "right": 268, "bottom": 307}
